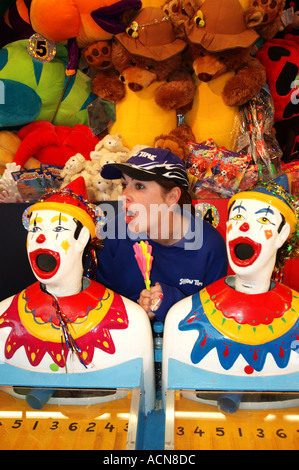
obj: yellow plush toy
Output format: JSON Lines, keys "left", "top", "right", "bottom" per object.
{"left": 91, "top": 7, "right": 196, "bottom": 151}
{"left": 183, "top": 0, "right": 266, "bottom": 150}
{"left": 185, "top": 72, "right": 240, "bottom": 150}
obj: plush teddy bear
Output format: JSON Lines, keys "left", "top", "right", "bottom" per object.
{"left": 92, "top": 133, "right": 129, "bottom": 163}
{"left": 81, "top": 40, "right": 114, "bottom": 75}
{"left": 84, "top": 133, "right": 129, "bottom": 180}
{"left": 245, "top": 0, "right": 286, "bottom": 41}
{"left": 162, "top": 0, "right": 204, "bottom": 39}
{"left": 60, "top": 153, "right": 91, "bottom": 187}
{"left": 90, "top": 6, "right": 197, "bottom": 152}
{"left": 154, "top": 122, "right": 196, "bottom": 161}
{"left": 181, "top": 0, "right": 267, "bottom": 149}
{"left": 89, "top": 173, "right": 122, "bottom": 202}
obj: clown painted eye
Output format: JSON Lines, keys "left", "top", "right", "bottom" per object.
{"left": 231, "top": 213, "right": 244, "bottom": 221}
{"left": 29, "top": 226, "right": 41, "bottom": 233}
{"left": 53, "top": 225, "right": 69, "bottom": 233}
{"left": 257, "top": 216, "right": 271, "bottom": 225}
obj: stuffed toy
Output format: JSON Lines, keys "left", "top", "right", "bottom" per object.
{"left": 162, "top": 0, "right": 204, "bottom": 39}
{"left": 60, "top": 153, "right": 92, "bottom": 188}
{"left": 180, "top": 0, "right": 266, "bottom": 149}
{"left": 86, "top": 133, "right": 129, "bottom": 175}
{"left": 242, "top": 0, "right": 299, "bottom": 162}
{"left": 256, "top": 37, "right": 299, "bottom": 161}
{"left": 256, "top": 38, "right": 298, "bottom": 122}
{"left": 81, "top": 39, "right": 114, "bottom": 75}
{"left": 88, "top": 173, "right": 122, "bottom": 202}
{"left": 0, "top": 40, "right": 97, "bottom": 128}
{"left": 91, "top": 6, "right": 197, "bottom": 151}
{"left": 13, "top": 121, "right": 99, "bottom": 170}
{"left": 0, "top": 0, "right": 142, "bottom": 74}
{"left": 0, "top": 130, "right": 21, "bottom": 175}
{"left": 0, "top": 162, "right": 22, "bottom": 202}
{"left": 245, "top": 0, "right": 286, "bottom": 41}
{"left": 92, "top": 133, "right": 129, "bottom": 162}
{"left": 154, "top": 122, "right": 196, "bottom": 161}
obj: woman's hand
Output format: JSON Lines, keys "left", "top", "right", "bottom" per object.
{"left": 138, "top": 282, "right": 163, "bottom": 320}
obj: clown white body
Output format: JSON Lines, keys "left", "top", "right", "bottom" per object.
{"left": 0, "top": 179, "right": 155, "bottom": 413}
{"left": 162, "top": 186, "right": 299, "bottom": 402}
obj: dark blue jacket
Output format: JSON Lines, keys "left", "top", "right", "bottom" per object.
{"left": 94, "top": 211, "right": 228, "bottom": 322}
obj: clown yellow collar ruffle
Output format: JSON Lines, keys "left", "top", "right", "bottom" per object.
{"left": 179, "top": 276, "right": 299, "bottom": 372}
{"left": 0, "top": 279, "right": 128, "bottom": 370}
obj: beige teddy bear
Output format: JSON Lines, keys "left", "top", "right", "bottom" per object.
{"left": 88, "top": 173, "right": 112, "bottom": 202}
{"left": 86, "top": 133, "right": 129, "bottom": 175}
{"left": 87, "top": 173, "right": 122, "bottom": 202}
{"left": 60, "top": 153, "right": 91, "bottom": 187}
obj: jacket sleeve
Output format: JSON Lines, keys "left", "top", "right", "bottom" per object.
{"left": 154, "top": 281, "right": 185, "bottom": 322}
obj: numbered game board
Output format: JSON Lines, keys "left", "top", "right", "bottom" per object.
{"left": 165, "top": 390, "right": 299, "bottom": 450}
{"left": 0, "top": 387, "right": 140, "bottom": 450}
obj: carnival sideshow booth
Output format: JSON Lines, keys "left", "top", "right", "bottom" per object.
{"left": 0, "top": 0, "right": 299, "bottom": 451}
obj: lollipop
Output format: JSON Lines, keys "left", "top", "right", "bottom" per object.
{"left": 133, "top": 241, "right": 153, "bottom": 290}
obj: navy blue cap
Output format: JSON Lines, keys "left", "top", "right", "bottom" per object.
{"left": 101, "top": 147, "right": 189, "bottom": 191}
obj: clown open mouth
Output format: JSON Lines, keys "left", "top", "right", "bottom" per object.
{"left": 228, "top": 237, "right": 262, "bottom": 267}
{"left": 29, "top": 249, "right": 61, "bottom": 279}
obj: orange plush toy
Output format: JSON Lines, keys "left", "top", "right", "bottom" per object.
{"left": 30, "top": 0, "right": 142, "bottom": 74}
{"left": 13, "top": 121, "right": 100, "bottom": 169}
{"left": 0, "top": 0, "right": 142, "bottom": 74}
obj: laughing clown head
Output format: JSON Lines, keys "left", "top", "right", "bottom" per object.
{"left": 227, "top": 181, "right": 299, "bottom": 278}
{"left": 26, "top": 177, "right": 99, "bottom": 294}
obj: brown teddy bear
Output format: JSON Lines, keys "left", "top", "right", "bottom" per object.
{"left": 245, "top": 0, "right": 286, "bottom": 41}
{"left": 162, "top": 0, "right": 204, "bottom": 39}
{"left": 180, "top": 0, "right": 267, "bottom": 149}
{"left": 90, "top": 6, "right": 196, "bottom": 155}
{"left": 81, "top": 40, "right": 114, "bottom": 74}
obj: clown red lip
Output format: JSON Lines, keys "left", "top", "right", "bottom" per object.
{"left": 228, "top": 236, "right": 262, "bottom": 267}
{"left": 29, "top": 249, "right": 61, "bottom": 279}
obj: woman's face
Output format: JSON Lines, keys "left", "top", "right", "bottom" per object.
{"left": 121, "top": 174, "right": 171, "bottom": 238}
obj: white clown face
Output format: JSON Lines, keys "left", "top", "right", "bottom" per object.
{"left": 27, "top": 209, "right": 90, "bottom": 289}
{"left": 226, "top": 198, "right": 291, "bottom": 277}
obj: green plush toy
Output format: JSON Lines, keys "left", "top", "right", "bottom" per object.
{"left": 0, "top": 40, "right": 97, "bottom": 128}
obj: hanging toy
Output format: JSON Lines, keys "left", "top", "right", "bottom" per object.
{"left": 126, "top": 21, "right": 139, "bottom": 38}
{"left": 194, "top": 10, "right": 205, "bottom": 27}
{"left": 133, "top": 241, "right": 153, "bottom": 290}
